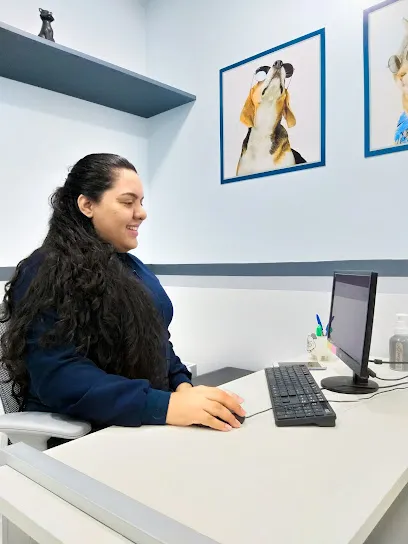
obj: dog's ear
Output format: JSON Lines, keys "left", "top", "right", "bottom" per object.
{"left": 283, "top": 90, "right": 296, "bottom": 128}
{"left": 240, "top": 88, "right": 256, "bottom": 127}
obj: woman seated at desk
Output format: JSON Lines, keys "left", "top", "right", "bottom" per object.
{"left": 1, "top": 153, "right": 245, "bottom": 433}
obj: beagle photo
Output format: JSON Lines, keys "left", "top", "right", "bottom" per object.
{"left": 236, "top": 61, "right": 306, "bottom": 177}
{"left": 220, "top": 29, "right": 325, "bottom": 184}
{"left": 364, "top": 0, "right": 408, "bottom": 156}
{"left": 388, "top": 17, "right": 408, "bottom": 145}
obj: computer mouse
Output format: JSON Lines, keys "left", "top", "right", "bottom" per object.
{"left": 196, "top": 411, "right": 245, "bottom": 429}
{"left": 195, "top": 412, "right": 245, "bottom": 429}
{"left": 217, "top": 411, "right": 246, "bottom": 425}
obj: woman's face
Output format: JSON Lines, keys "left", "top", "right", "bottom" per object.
{"left": 78, "top": 168, "right": 147, "bottom": 253}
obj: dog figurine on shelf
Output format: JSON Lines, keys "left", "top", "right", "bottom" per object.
{"left": 236, "top": 61, "right": 306, "bottom": 177}
{"left": 38, "top": 8, "right": 55, "bottom": 42}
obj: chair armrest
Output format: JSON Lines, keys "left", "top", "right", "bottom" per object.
{"left": 0, "top": 412, "right": 91, "bottom": 441}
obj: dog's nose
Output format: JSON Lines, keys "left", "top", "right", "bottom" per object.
{"left": 273, "top": 60, "right": 283, "bottom": 69}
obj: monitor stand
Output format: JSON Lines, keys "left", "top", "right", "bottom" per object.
{"left": 321, "top": 374, "right": 378, "bottom": 395}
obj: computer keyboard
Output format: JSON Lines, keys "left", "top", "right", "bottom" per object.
{"left": 265, "top": 365, "right": 337, "bottom": 427}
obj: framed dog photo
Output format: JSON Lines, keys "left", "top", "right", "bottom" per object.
{"left": 364, "top": 0, "right": 408, "bottom": 157}
{"left": 219, "top": 29, "right": 326, "bottom": 185}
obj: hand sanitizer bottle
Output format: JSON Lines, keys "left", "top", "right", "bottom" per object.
{"left": 389, "top": 314, "right": 408, "bottom": 371}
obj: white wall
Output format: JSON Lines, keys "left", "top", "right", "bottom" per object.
{"left": 0, "top": 0, "right": 147, "bottom": 74}
{"left": 0, "top": 0, "right": 153, "bottom": 266}
{"left": 2, "top": 0, "right": 408, "bottom": 377}
{"left": 144, "top": 0, "right": 408, "bottom": 374}
{"left": 163, "top": 276, "right": 408, "bottom": 374}
{"left": 146, "top": 0, "right": 406, "bottom": 264}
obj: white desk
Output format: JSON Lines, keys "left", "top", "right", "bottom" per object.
{"left": 2, "top": 360, "right": 408, "bottom": 544}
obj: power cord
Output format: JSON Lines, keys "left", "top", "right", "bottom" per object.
{"left": 322, "top": 385, "right": 408, "bottom": 403}
{"left": 376, "top": 375, "right": 408, "bottom": 382}
{"left": 370, "top": 358, "right": 408, "bottom": 366}
{"left": 368, "top": 366, "right": 408, "bottom": 382}
{"left": 378, "top": 381, "right": 408, "bottom": 388}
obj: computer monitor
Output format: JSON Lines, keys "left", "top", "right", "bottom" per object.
{"left": 321, "top": 271, "right": 378, "bottom": 395}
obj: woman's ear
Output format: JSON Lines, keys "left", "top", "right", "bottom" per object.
{"left": 77, "top": 194, "right": 94, "bottom": 218}
{"left": 283, "top": 90, "right": 296, "bottom": 128}
{"left": 240, "top": 88, "right": 256, "bottom": 127}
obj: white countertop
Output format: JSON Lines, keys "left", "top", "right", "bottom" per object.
{"left": 37, "top": 360, "right": 408, "bottom": 544}
{"left": 0, "top": 467, "right": 132, "bottom": 544}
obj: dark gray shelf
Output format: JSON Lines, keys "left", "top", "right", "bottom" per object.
{"left": 0, "top": 21, "right": 196, "bottom": 118}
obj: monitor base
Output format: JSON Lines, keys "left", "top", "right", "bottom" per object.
{"left": 321, "top": 375, "right": 378, "bottom": 395}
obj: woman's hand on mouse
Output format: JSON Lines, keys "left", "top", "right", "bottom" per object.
{"left": 166, "top": 386, "right": 245, "bottom": 431}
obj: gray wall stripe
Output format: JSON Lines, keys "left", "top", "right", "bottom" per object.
{"left": 150, "top": 260, "right": 408, "bottom": 277}
{"left": 0, "top": 267, "right": 15, "bottom": 281}
{"left": 2, "top": 260, "right": 408, "bottom": 280}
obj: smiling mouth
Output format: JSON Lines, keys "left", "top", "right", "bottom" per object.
{"left": 127, "top": 226, "right": 139, "bottom": 236}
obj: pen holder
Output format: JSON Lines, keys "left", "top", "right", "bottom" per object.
{"left": 307, "top": 334, "right": 330, "bottom": 362}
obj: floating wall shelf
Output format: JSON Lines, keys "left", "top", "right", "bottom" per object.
{"left": 0, "top": 22, "right": 196, "bottom": 118}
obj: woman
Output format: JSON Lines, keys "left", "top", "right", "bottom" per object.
{"left": 1, "top": 153, "right": 245, "bottom": 432}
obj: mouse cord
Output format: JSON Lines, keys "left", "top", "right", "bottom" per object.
{"left": 246, "top": 408, "right": 273, "bottom": 419}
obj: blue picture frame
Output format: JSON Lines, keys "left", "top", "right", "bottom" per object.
{"left": 364, "top": 0, "right": 408, "bottom": 158}
{"left": 219, "top": 28, "right": 326, "bottom": 185}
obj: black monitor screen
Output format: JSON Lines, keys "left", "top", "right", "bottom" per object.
{"left": 329, "top": 274, "right": 372, "bottom": 366}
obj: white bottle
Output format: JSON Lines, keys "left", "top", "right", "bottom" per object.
{"left": 389, "top": 314, "right": 408, "bottom": 371}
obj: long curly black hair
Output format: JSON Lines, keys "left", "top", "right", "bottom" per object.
{"left": 1, "top": 153, "right": 168, "bottom": 407}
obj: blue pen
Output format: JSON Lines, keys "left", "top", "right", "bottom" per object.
{"left": 316, "top": 314, "right": 323, "bottom": 331}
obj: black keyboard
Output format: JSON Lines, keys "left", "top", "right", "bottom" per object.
{"left": 265, "top": 365, "right": 336, "bottom": 427}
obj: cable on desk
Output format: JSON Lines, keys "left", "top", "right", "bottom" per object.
{"left": 376, "top": 375, "right": 408, "bottom": 382}
{"left": 370, "top": 358, "right": 408, "bottom": 367}
{"left": 246, "top": 408, "right": 272, "bottom": 419}
{"left": 368, "top": 366, "right": 408, "bottom": 382}
{"left": 378, "top": 381, "right": 408, "bottom": 388}
{"left": 323, "top": 385, "right": 408, "bottom": 403}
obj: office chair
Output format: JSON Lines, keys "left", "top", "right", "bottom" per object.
{"left": 0, "top": 307, "right": 91, "bottom": 451}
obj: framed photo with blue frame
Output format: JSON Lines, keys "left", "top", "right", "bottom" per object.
{"left": 364, "top": 0, "right": 408, "bottom": 158}
{"left": 219, "top": 28, "right": 326, "bottom": 185}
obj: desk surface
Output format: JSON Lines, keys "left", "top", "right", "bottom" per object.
{"left": 46, "top": 361, "right": 408, "bottom": 544}
{"left": 2, "top": 360, "right": 408, "bottom": 544}
{"left": 0, "top": 467, "right": 131, "bottom": 544}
